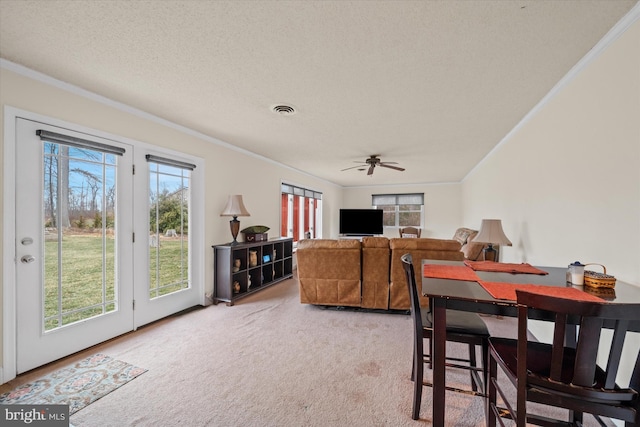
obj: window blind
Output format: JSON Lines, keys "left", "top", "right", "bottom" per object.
{"left": 145, "top": 154, "right": 196, "bottom": 170}
{"left": 372, "top": 193, "right": 424, "bottom": 205}
{"left": 36, "top": 130, "right": 125, "bottom": 156}
{"left": 281, "top": 183, "right": 322, "bottom": 199}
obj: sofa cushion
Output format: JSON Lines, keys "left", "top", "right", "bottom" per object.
{"left": 461, "top": 241, "right": 485, "bottom": 260}
{"left": 390, "top": 237, "right": 462, "bottom": 252}
{"left": 452, "top": 227, "right": 477, "bottom": 245}
{"left": 362, "top": 236, "right": 390, "bottom": 248}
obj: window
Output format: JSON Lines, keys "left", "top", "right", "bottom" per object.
{"left": 281, "top": 183, "right": 322, "bottom": 243}
{"left": 372, "top": 193, "right": 424, "bottom": 228}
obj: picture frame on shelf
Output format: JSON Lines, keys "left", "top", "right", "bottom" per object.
{"left": 263, "top": 254, "right": 271, "bottom": 263}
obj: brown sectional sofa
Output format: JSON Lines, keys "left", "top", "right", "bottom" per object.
{"left": 296, "top": 236, "right": 465, "bottom": 311}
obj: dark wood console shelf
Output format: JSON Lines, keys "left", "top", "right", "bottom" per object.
{"left": 213, "top": 237, "right": 293, "bottom": 306}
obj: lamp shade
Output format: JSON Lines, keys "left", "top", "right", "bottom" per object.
{"left": 472, "top": 219, "right": 512, "bottom": 246}
{"left": 220, "top": 195, "right": 250, "bottom": 217}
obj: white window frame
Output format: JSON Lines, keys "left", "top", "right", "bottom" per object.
{"left": 372, "top": 193, "right": 424, "bottom": 228}
{"left": 280, "top": 183, "right": 322, "bottom": 244}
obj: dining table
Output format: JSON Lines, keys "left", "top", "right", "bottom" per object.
{"left": 421, "top": 259, "right": 640, "bottom": 427}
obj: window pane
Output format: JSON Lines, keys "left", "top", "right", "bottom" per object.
{"left": 42, "top": 142, "right": 117, "bottom": 331}
{"left": 399, "top": 211, "right": 421, "bottom": 227}
{"left": 149, "top": 162, "right": 190, "bottom": 299}
{"left": 380, "top": 205, "right": 396, "bottom": 227}
{"left": 397, "top": 194, "right": 423, "bottom": 205}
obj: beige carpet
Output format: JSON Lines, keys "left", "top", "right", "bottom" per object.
{"left": 2, "top": 275, "right": 612, "bottom": 426}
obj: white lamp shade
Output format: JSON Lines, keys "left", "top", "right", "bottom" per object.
{"left": 472, "top": 219, "right": 512, "bottom": 246}
{"left": 220, "top": 195, "right": 250, "bottom": 217}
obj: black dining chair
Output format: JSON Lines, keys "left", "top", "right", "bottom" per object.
{"left": 401, "top": 253, "right": 490, "bottom": 420}
{"left": 488, "top": 289, "right": 640, "bottom": 427}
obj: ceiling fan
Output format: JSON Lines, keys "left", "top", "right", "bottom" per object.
{"left": 341, "top": 155, "right": 405, "bottom": 176}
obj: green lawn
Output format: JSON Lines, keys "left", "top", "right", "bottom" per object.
{"left": 44, "top": 233, "right": 187, "bottom": 330}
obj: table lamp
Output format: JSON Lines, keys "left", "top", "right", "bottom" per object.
{"left": 472, "top": 219, "right": 512, "bottom": 262}
{"left": 220, "top": 195, "right": 250, "bottom": 244}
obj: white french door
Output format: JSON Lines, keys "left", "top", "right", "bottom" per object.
{"left": 131, "top": 151, "right": 203, "bottom": 327}
{"left": 10, "top": 115, "right": 204, "bottom": 375}
{"left": 15, "top": 118, "right": 134, "bottom": 373}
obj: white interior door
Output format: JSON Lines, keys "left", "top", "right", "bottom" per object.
{"left": 15, "top": 118, "right": 134, "bottom": 373}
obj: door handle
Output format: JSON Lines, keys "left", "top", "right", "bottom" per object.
{"left": 21, "top": 255, "right": 36, "bottom": 264}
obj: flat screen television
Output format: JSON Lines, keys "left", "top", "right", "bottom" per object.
{"left": 339, "top": 209, "right": 383, "bottom": 236}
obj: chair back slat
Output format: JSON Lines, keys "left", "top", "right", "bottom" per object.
{"left": 573, "top": 317, "right": 602, "bottom": 387}
{"left": 550, "top": 312, "right": 567, "bottom": 381}
{"left": 517, "top": 303, "right": 530, "bottom": 389}
{"left": 604, "top": 320, "right": 628, "bottom": 389}
{"left": 630, "top": 347, "right": 640, "bottom": 392}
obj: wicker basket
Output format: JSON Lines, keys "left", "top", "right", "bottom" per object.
{"left": 583, "top": 263, "right": 616, "bottom": 289}
{"left": 582, "top": 285, "right": 616, "bottom": 301}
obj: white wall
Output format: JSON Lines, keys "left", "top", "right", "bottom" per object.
{"left": 462, "top": 18, "right": 640, "bottom": 287}
{"left": 462, "top": 13, "right": 640, "bottom": 398}
{"left": 342, "top": 183, "right": 463, "bottom": 239}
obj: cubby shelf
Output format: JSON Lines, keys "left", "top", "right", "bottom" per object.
{"left": 213, "top": 237, "right": 293, "bottom": 306}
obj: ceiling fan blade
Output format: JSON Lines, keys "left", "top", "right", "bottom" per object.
{"left": 367, "top": 164, "right": 375, "bottom": 175}
{"left": 379, "top": 161, "right": 399, "bottom": 165}
{"left": 378, "top": 164, "right": 405, "bottom": 171}
{"left": 341, "top": 165, "right": 366, "bottom": 171}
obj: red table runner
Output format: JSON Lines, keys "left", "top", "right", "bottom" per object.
{"left": 464, "top": 260, "right": 548, "bottom": 275}
{"left": 423, "top": 264, "right": 481, "bottom": 281}
{"left": 478, "top": 281, "right": 604, "bottom": 302}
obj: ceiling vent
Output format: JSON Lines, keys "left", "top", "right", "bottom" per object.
{"left": 271, "top": 104, "right": 296, "bottom": 115}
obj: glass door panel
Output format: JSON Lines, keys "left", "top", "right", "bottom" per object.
{"left": 148, "top": 162, "right": 190, "bottom": 299}
{"left": 43, "top": 142, "right": 118, "bottom": 330}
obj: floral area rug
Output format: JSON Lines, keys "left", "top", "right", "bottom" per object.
{"left": 0, "top": 353, "right": 147, "bottom": 414}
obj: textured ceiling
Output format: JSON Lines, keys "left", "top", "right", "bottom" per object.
{"left": 1, "top": 0, "right": 637, "bottom": 187}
